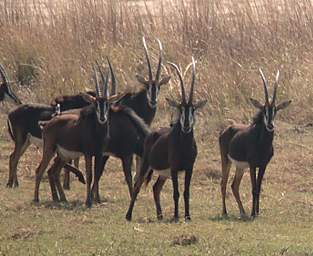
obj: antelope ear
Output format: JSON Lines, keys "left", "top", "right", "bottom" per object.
{"left": 250, "top": 98, "right": 263, "bottom": 109}
{"left": 194, "top": 100, "right": 207, "bottom": 110}
{"left": 276, "top": 100, "right": 291, "bottom": 111}
{"left": 108, "top": 93, "right": 123, "bottom": 104}
{"left": 136, "top": 74, "right": 149, "bottom": 86}
{"left": 166, "top": 98, "right": 180, "bottom": 108}
{"left": 81, "top": 93, "right": 96, "bottom": 103}
{"left": 159, "top": 75, "right": 171, "bottom": 86}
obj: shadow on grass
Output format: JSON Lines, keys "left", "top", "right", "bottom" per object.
{"left": 31, "top": 199, "right": 113, "bottom": 211}
{"left": 133, "top": 216, "right": 195, "bottom": 224}
{"left": 208, "top": 214, "right": 254, "bottom": 223}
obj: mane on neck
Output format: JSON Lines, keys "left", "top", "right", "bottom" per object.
{"left": 78, "top": 104, "right": 96, "bottom": 121}
{"left": 251, "top": 109, "right": 264, "bottom": 125}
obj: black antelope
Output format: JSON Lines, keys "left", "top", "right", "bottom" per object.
{"left": 126, "top": 57, "right": 207, "bottom": 222}
{"left": 37, "top": 62, "right": 150, "bottom": 207}
{"left": 0, "top": 64, "right": 22, "bottom": 105}
{"left": 219, "top": 69, "right": 291, "bottom": 218}
{"left": 6, "top": 90, "right": 94, "bottom": 188}
{"left": 90, "top": 37, "right": 170, "bottom": 202}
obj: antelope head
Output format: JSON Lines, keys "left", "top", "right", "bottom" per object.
{"left": 250, "top": 69, "right": 291, "bottom": 132}
{"left": 166, "top": 57, "right": 207, "bottom": 134}
{"left": 136, "top": 37, "right": 171, "bottom": 108}
{"left": 0, "top": 64, "right": 22, "bottom": 105}
{"left": 83, "top": 58, "right": 117, "bottom": 125}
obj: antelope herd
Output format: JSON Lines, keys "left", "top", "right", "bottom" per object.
{"left": 0, "top": 37, "right": 291, "bottom": 222}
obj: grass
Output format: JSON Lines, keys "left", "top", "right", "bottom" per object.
{"left": 1, "top": 0, "right": 313, "bottom": 255}
{"left": 1, "top": 116, "right": 313, "bottom": 255}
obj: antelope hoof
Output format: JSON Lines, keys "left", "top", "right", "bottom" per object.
{"left": 93, "top": 195, "right": 102, "bottom": 204}
{"left": 59, "top": 198, "right": 67, "bottom": 203}
{"left": 63, "top": 185, "right": 70, "bottom": 190}
{"left": 250, "top": 212, "right": 257, "bottom": 219}
{"left": 157, "top": 214, "right": 163, "bottom": 221}
{"left": 6, "top": 182, "right": 13, "bottom": 188}
{"left": 85, "top": 199, "right": 92, "bottom": 208}
{"left": 240, "top": 213, "right": 249, "bottom": 220}
{"left": 32, "top": 198, "right": 39, "bottom": 204}
{"left": 13, "top": 181, "right": 19, "bottom": 188}
{"left": 52, "top": 196, "right": 60, "bottom": 202}
{"left": 171, "top": 217, "right": 179, "bottom": 223}
{"left": 125, "top": 212, "right": 132, "bottom": 221}
{"left": 184, "top": 216, "right": 191, "bottom": 222}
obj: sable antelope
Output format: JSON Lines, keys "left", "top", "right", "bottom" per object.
{"left": 33, "top": 63, "right": 114, "bottom": 205}
{"left": 0, "top": 64, "right": 22, "bottom": 105}
{"left": 37, "top": 61, "right": 150, "bottom": 207}
{"left": 125, "top": 57, "right": 207, "bottom": 221}
{"left": 51, "top": 91, "right": 97, "bottom": 190}
{"left": 64, "top": 37, "right": 170, "bottom": 201}
{"left": 6, "top": 90, "right": 95, "bottom": 188}
{"left": 121, "top": 37, "right": 170, "bottom": 180}
{"left": 219, "top": 69, "right": 291, "bottom": 218}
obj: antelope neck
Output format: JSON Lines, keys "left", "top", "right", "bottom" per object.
{"left": 254, "top": 120, "right": 274, "bottom": 149}
{"left": 123, "top": 89, "right": 156, "bottom": 125}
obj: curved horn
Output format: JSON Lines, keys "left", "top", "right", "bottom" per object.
{"left": 142, "top": 36, "right": 153, "bottom": 81}
{"left": 168, "top": 62, "right": 186, "bottom": 103}
{"left": 155, "top": 38, "right": 163, "bottom": 82}
{"left": 95, "top": 60, "right": 106, "bottom": 97}
{"left": 183, "top": 61, "right": 193, "bottom": 79}
{"left": 107, "top": 57, "right": 117, "bottom": 95}
{"left": 104, "top": 68, "right": 109, "bottom": 98}
{"left": 0, "top": 64, "right": 8, "bottom": 84}
{"left": 272, "top": 70, "right": 280, "bottom": 105}
{"left": 92, "top": 65, "right": 101, "bottom": 97}
{"left": 188, "top": 57, "right": 196, "bottom": 104}
{"left": 259, "top": 68, "right": 269, "bottom": 105}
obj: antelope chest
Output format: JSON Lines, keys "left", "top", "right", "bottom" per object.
{"left": 57, "top": 145, "right": 83, "bottom": 160}
{"left": 228, "top": 155, "right": 249, "bottom": 169}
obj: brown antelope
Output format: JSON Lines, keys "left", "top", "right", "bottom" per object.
{"left": 125, "top": 57, "right": 207, "bottom": 222}
{"left": 36, "top": 61, "right": 151, "bottom": 207}
{"left": 89, "top": 37, "right": 170, "bottom": 202}
{"left": 0, "top": 64, "right": 22, "bottom": 105}
{"left": 6, "top": 91, "right": 95, "bottom": 188}
{"left": 33, "top": 64, "right": 114, "bottom": 206}
{"left": 219, "top": 69, "right": 291, "bottom": 218}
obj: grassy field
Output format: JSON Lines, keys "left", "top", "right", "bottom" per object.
{"left": 1, "top": 0, "right": 313, "bottom": 255}
{"left": 0, "top": 115, "right": 313, "bottom": 255}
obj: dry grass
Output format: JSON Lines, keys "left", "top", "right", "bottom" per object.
{"left": 1, "top": 0, "right": 313, "bottom": 255}
{"left": 0, "top": 0, "right": 312, "bottom": 124}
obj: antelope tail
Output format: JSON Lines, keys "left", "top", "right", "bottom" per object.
{"left": 63, "top": 163, "right": 86, "bottom": 184}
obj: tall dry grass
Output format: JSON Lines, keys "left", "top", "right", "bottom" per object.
{"left": 0, "top": 0, "right": 312, "bottom": 127}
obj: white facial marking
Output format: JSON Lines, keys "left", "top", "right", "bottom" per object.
{"left": 180, "top": 107, "right": 194, "bottom": 133}
{"left": 264, "top": 107, "right": 269, "bottom": 126}
{"left": 180, "top": 108, "right": 185, "bottom": 128}
{"left": 263, "top": 106, "right": 275, "bottom": 132}
{"left": 147, "top": 85, "right": 158, "bottom": 108}
{"left": 188, "top": 108, "right": 194, "bottom": 126}
{"left": 96, "top": 103, "right": 108, "bottom": 124}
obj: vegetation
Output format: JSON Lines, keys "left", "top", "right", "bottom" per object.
{"left": 0, "top": 0, "right": 313, "bottom": 255}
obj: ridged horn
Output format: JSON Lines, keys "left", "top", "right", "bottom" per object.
{"left": 168, "top": 62, "right": 186, "bottom": 103}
